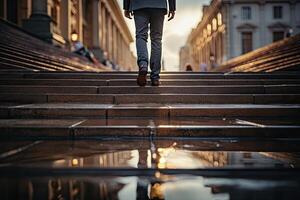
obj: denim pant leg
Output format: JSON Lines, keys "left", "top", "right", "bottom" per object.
{"left": 134, "top": 10, "right": 150, "bottom": 71}
{"left": 149, "top": 10, "right": 165, "bottom": 80}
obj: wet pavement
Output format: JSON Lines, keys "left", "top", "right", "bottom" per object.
{"left": 0, "top": 139, "right": 300, "bottom": 199}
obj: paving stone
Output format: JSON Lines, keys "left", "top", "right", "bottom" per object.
{"left": 169, "top": 105, "right": 300, "bottom": 118}
{"left": 48, "top": 94, "right": 114, "bottom": 103}
{"left": 0, "top": 108, "right": 9, "bottom": 118}
{"left": 0, "top": 119, "right": 83, "bottom": 127}
{"left": 98, "top": 86, "right": 265, "bottom": 94}
{"left": 74, "top": 127, "right": 150, "bottom": 137}
{"left": 225, "top": 74, "right": 300, "bottom": 79}
{"left": 0, "top": 93, "right": 47, "bottom": 103}
{"left": 108, "top": 79, "right": 265, "bottom": 86}
{"left": 9, "top": 108, "right": 105, "bottom": 118}
{"left": 265, "top": 85, "right": 300, "bottom": 94}
{"left": 238, "top": 118, "right": 300, "bottom": 126}
{"left": 0, "top": 127, "right": 71, "bottom": 138}
{"left": 0, "top": 86, "right": 98, "bottom": 94}
{"left": 8, "top": 104, "right": 110, "bottom": 118}
{"left": 0, "top": 141, "right": 37, "bottom": 154}
{"left": 2, "top": 72, "right": 296, "bottom": 80}
{"left": 108, "top": 79, "right": 300, "bottom": 86}
{"left": 155, "top": 126, "right": 300, "bottom": 137}
{"left": 107, "top": 107, "right": 169, "bottom": 118}
{"left": 114, "top": 94, "right": 253, "bottom": 104}
{"left": 79, "top": 118, "right": 239, "bottom": 126}
{"left": 254, "top": 94, "right": 300, "bottom": 104}
{"left": 0, "top": 79, "right": 108, "bottom": 86}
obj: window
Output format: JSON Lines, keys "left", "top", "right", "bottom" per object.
{"left": 212, "top": 18, "right": 217, "bottom": 31}
{"left": 217, "top": 13, "right": 223, "bottom": 26}
{"left": 241, "top": 32, "right": 253, "bottom": 54}
{"left": 207, "top": 24, "right": 212, "bottom": 35}
{"left": 242, "top": 6, "right": 252, "bottom": 20}
{"left": 273, "top": 6, "right": 283, "bottom": 19}
{"left": 273, "top": 31, "right": 284, "bottom": 42}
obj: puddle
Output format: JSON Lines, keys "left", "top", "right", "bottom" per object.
{"left": 0, "top": 140, "right": 299, "bottom": 169}
{"left": 0, "top": 175, "right": 299, "bottom": 200}
{"left": 0, "top": 139, "right": 300, "bottom": 199}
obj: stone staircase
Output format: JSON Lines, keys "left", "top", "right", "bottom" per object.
{"left": 1, "top": 70, "right": 300, "bottom": 139}
{"left": 0, "top": 19, "right": 107, "bottom": 72}
{"left": 214, "top": 34, "right": 300, "bottom": 72}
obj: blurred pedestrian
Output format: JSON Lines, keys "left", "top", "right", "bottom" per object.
{"left": 185, "top": 63, "right": 193, "bottom": 71}
{"left": 71, "top": 36, "right": 99, "bottom": 65}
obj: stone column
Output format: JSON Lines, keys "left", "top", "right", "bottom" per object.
{"left": 60, "top": 0, "right": 71, "bottom": 43}
{"left": 77, "top": 0, "right": 83, "bottom": 42}
{"left": 0, "top": 0, "right": 7, "bottom": 19}
{"left": 90, "top": 0, "right": 104, "bottom": 61}
{"left": 22, "top": 0, "right": 54, "bottom": 43}
{"left": 31, "top": 0, "right": 48, "bottom": 15}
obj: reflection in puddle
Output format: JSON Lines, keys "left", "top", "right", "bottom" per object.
{"left": 1, "top": 141, "right": 299, "bottom": 169}
{"left": 1, "top": 175, "right": 299, "bottom": 200}
{"left": 0, "top": 140, "right": 300, "bottom": 199}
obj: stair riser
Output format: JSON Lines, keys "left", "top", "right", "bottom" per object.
{"left": 1, "top": 73, "right": 300, "bottom": 79}
{"left": 1, "top": 94, "right": 300, "bottom": 104}
{"left": 2, "top": 108, "right": 299, "bottom": 118}
{"left": 1, "top": 79, "right": 300, "bottom": 86}
{"left": 1, "top": 86, "right": 300, "bottom": 94}
{"left": 0, "top": 127, "right": 299, "bottom": 139}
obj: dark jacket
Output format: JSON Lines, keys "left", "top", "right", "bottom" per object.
{"left": 124, "top": 0, "right": 176, "bottom": 12}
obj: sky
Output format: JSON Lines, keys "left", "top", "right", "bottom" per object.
{"left": 117, "top": 0, "right": 210, "bottom": 71}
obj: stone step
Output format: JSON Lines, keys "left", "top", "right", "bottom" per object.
{"left": 1, "top": 72, "right": 300, "bottom": 79}
{"left": 1, "top": 85, "right": 300, "bottom": 94}
{"left": 1, "top": 104, "right": 299, "bottom": 119}
{"left": 96, "top": 85, "right": 300, "bottom": 94}
{"left": 2, "top": 69, "right": 300, "bottom": 74}
{"left": 1, "top": 78, "right": 300, "bottom": 86}
{"left": 0, "top": 118, "right": 299, "bottom": 138}
{"left": 1, "top": 93, "right": 300, "bottom": 104}
{"left": 2, "top": 139, "right": 300, "bottom": 154}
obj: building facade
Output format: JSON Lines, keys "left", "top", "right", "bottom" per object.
{"left": 0, "top": 0, "right": 136, "bottom": 71}
{"left": 180, "top": 0, "right": 300, "bottom": 71}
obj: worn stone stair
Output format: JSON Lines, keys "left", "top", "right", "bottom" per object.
{"left": 0, "top": 70, "right": 300, "bottom": 139}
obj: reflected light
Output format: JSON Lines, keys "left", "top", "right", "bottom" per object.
{"left": 71, "top": 31, "right": 78, "bottom": 42}
{"left": 155, "top": 171, "right": 161, "bottom": 178}
{"left": 99, "top": 157, "right": 104, "bottom": 165}
{"left": 153, "top": 153, "right": 157, "bottom": 159}
{"left": 159, "top": 157, "right": 166, "bottom": 164}
{"left": 72, "top": 158, "right": 79, "bottom": 166}
{"left": 150, "top": 183, "right": 164, "bottom": 200}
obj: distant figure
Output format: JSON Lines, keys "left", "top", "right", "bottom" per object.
{"left": 200, "top": 63, "right": 208, "bottom": 72}
{"left": 101, "top": 51, "right": 114, "bottom": 68}
{"left": 286, "top": 28, "right": 293, "bottom": 38}
{"left": 72, "top": 40, "right": 99, "bottom": 65}
{"left": 209, "top": 53, "right": 218, "bottom": 70}
{"left": 124, "top": 0, "right": 176, "bottom": 86}
{"left": 185, "top": 64, "right": 193, "bottom": 71}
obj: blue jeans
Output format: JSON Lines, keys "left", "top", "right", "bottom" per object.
{"left": 134, "top": 8, "right": 165, "bottom": 80}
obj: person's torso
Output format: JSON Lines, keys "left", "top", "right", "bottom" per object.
{"left": 130, "top": 0, "right": 168, "bottom": 11}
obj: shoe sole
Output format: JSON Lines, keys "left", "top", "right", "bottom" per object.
{"left": 151, "top": 82, "right": 160, "bottom": 86}
{"left": 137, "top": 72, "right": 147, "bottom": 86}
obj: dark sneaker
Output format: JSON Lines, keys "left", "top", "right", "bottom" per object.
{"left": 151, "top": 79, "right": 160, "bottom": 86}
{"left": 137, "top": 70, "right": 147, "bottom": 86}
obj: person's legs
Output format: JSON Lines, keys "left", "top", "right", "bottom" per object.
{"left": 134, "top": 9, "right": 150, "bottom": 72}
{"left": 149, "top": 9, "right": 165, "bottom": 81}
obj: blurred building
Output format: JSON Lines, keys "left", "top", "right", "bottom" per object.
{"left": 179, "top": 45, "right": 190, "bottom": 71}
{"left": 0, "top": 0, "right": 136, "bottom": 71}
{"left": 180, "top": 0, "right": 300, "bottom": 71}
